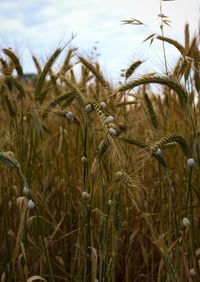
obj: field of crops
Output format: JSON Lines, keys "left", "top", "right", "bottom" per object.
{"left": 0, "top": 23, "right": 200, "bottom": 281}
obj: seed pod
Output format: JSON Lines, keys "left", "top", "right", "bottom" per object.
{"left": 108, "top": 128, "right": 116, "bottom": 136}
{"left": 189, "top": 268, "right": 196, "bottom": 277}
{"left": 108, "top": 199, "right": 113, "bottom": 207}
{"left": 116, "top": 170, "right": 123, "bottom": 180}
{"left": 107, "top": 123, "right": 116, "bottom": 129}
{"left": 82, "top": 191, "right": 90, "bottom": 200}
{"left": 23, "top": 186, "right": 30, "bottom": 196}
{"left": 99, "top": 101, "right": 106, "bottom": 109}
{"left": 182, "top": 217, "right": 190, "bottom": 227}
{"left": 81, "top": 156, "right": 87, "bottom": 163}
{"left": 85, "top": 104, "right": 93, "bottom": 113}
{"left": 188, "top": 158, "right": 195, "bottom": 168}
{"left": 65, "top": 111, "right": 74, "bottom": 123}
{"left": 27, "top": 199, "right": 35, "bottom": 209}
{"left": 154, "top": 147, "right": 161, "bottom": 156}
{"left": 105, "top": 115, "right": 114, "bottom": 124}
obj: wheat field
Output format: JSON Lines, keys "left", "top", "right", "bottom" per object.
{"left": 0, "top": 21, "right": 200, "bottom": 281}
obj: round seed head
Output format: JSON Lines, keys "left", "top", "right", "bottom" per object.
{"left": 82, "top": 191, "right": 90, "bottom": 200}
{"left": 99, "top": 101, "right": 106, "bottom": 109}
{"left": 188, "top": 158, "right": 195, "bottom": 168}
{"left": 85, "top": 104, "right": 93, "bottom": 113}
{"left": 182, "top": 217, "right": 190, "bottom": 227}
{"left": 108, "top": 128, "right": 116, "bottom": 136}
{"left": 108, "top": 199, "right": 113, "bottom": 207}
{"left": 81, "top": 156, "right": 87, "bottom": 163}
{"left": 155, "top": 147, "right": 161, "bottom": 156}
{"left": 108, "top": 123, "right": 116, "bottom": 129}
{"left": 65, "top": 111, "right": 74, "bottom": 123}
{"left": 105, "top": 115, "right": 114, "bottom": 124}
{"left": 27, "top": 199, "right": 35, "bottom": 209}
{"left": 23, "top": 186, "right": 30, "bottom": 196}
{"left": 189, "top": 268, "right": 196, "bottom": 277}
{"left": 116, "top": 170, "right": 123, "bottom": 179}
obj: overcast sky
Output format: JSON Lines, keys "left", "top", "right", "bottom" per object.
{"left": 0, "top": 0, "right": 199, "bottom": 83}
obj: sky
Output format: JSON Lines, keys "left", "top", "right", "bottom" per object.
{"left": 0, "top": 0, "right": 199, "bottom": 83}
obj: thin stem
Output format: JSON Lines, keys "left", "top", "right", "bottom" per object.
{"left": 83, "top": 115, "right": 89, "bottom": 191}
{"left": 185, "top": 167, "right": 195, "bottom": 250}
{"left": 159, "top": 1, "right": 168, "bottom": 75}
{"left": 35, "top": 207, "right": 55, "bottom": 282}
